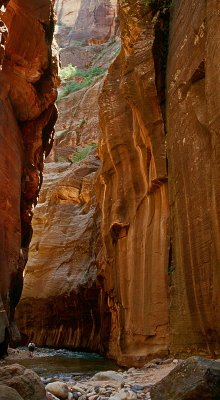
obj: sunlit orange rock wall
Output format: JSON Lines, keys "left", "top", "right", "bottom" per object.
{"left": 97, "top": 0, "right": 169, "bottom": 365}
{"left": 167, "top": 0, "right": 220, "bottom": 357}
{"left": 0, "top": 0, "right": 58, "bottom": 356}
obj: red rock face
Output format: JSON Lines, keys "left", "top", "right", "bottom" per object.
{"left": 97, "top": 0, "right": 169, "bottom": 365}
{"left": 0, "top": 0, "right": 58, "bottom": 356}
{"left": 15, "top": 0, "right": 120, "bottom": 354}
{"left": 14, "top": 0, "right": 220, "bottom": 366}
{"left": 167, "top": 0, "right": 220, "bottom": 357}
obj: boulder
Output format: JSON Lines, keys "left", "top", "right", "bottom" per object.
{"left": 150, "top": 356, "right": 220, "bottom": 399}
{"left": 46, "top": 381, "right": 69, "bottom": 399}
{"left": 0, "top": 385, "right": 24, "bottom": 400}
{"left": 46, "top": 391, "right": 61, "bottom": 400}
{"left": 92, "top": 371, "right": 124, "bottom": 383}
{"left": 109, "top": 389, "right": 137, "bottom": 400}
{"left": 0, "top": 364, "right": 46, "bottom": 400}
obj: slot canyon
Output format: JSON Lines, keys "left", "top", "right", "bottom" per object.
{"left": 0, "top": 0, "right": 220, "bottom": 392}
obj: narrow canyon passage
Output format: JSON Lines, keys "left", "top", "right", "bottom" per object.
{"left": 0, "top": 0, "right": 220, "bottom": 375}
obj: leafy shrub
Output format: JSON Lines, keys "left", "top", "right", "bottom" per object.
{"left": 58, "top": 65, "right": 105, "bottom": 99}
{"left": 72, "top": 143, "right": 97, "bottom": 163}
{"left": 59, "top": 64, "right": 76, "bottom": 80}
{"left": 75, "top": 66, "right": 105, "bottom": 78}
{"left": 56, "top": 156, "right": 66, "bottom": 163}
{"left": 59, "top": 78, "right": 93, "bottom": 98}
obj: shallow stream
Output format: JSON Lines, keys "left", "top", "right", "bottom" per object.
{"left": 6, "top": 347, "right": 119, "bottom": 382}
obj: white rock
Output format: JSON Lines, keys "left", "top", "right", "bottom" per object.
{"left": 109, "top": 389, "right": 137, "bottom": 400}
{"left": 127, "top": 368, "right": 136, "bottom": 373}
{"left": 70, "top": 386, "right": 87, "bottom": 395}
{"left": 173, "top": 359, "right": 178, "bottom": 364}
{"left": 93, "top": 372, "right": 124, "bottom": 383}
{"left": 46, "top": 382, "right": 69, "bottom": 399}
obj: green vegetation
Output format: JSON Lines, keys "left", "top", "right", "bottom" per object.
{"left": 58, "top": 79, "right": 93, "bottom": 98}
{"left": 72, "top": 143, "right": 97, "bottom": 163}
{"left": 56, "top": 155, "right": 66, "bottom": 162}
{"left": 58, "top": 65, "right": 105, "bottom": 100}
{"left": 59, "top": 64, "right": 77, "bottom": 80}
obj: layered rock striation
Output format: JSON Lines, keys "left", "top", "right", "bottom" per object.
{"left": 55, "top": 0, "right": 118, "bottom": 46}
{"left": 16, "top": 157, "right": 106, "bottom": 350}
{"left": 0, "top": 0, "right": 58, "bottom": 356}
{"left": 167, "top": 0, "right": 220, "bottom": 356}
{"left": 97, "top": 0, "right": 169, "bottom": 364}
{"left": 16, "top": 0, "right": 120, "bottom": 353}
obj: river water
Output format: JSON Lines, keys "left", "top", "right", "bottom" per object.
{"left": 6, "top": 347, "right": 119, "bottom": 382}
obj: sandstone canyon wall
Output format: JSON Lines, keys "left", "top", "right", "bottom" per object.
{"left": 0, "top": 0, "right": 58, "bottom": 356}
{"left": 16, "top": 0, "right": 119, "bottom": 353}
{"left": 16, "top": 0, "right": 220, "bottom": 367}
{"left": 167, "top": 0, "right": 220, "bottom": 357}
{"left": 97, "top": 0, "right": 169, "bottom": 365}
{"left": 55, "top": 0, "right": 118, "bottom": 45}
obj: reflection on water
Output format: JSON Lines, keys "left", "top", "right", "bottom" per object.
{"left": 6, "top": 347, "right": 118, "bottom": 381}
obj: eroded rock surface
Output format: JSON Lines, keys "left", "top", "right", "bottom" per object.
{"left": 0, "top": 0, "right": 58, "bottom": 355}
{"left": 150, "top": 357, "right": 220, "bottom": 400}
{"left": 16, "top": 0, "right": 120, "bottom": 353}
{"left": 16, "top": 157, "right": 107, "bottom": 350}
{"left": 167, "top": 0, "right": 220, "bottom": 356}
{"left": 0, "top": 363, "right": 46, "bottom": 400}
{"left": 97, "top": 0, "right": 169, "bottom": 365}
{"left": 55, "top": 0, "right": 118, "bottom": 45}
{"left": 15, "top": 0, "right": 220, "bottom": 367}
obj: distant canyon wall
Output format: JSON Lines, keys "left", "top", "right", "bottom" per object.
{"left": 0, "top": 0, "right": 58, "bottom": 356}
{"left": 15, "top": 0, "right": 120, "bottom": 354}
{"left": 55, "top": 0, "right": 118, "bottom": 47}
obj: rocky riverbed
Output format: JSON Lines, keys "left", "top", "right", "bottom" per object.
{"left": 0, "top": 349, "right": 178, "bottom": 400}
{"left": 1, "top": 350, "right": 220, "bottom": 400}
{"left": 43, "top": 360, "right": 177, "bottom": 400}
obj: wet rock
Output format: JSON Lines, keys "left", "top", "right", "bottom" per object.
{"left": 0, "top": 364, "right": 46, "bottom": 400}
{"left": 46, "top": 381, "right": 69, "bottom": 399}
{"left": 150, "top": 357, "right": 220, "bottom": 399}
{"left": 0, "top": 385, "right": 24, "bottom": 400}
{"left": 130, "top": 385, "right": 146, "bottom": 392}
{"left": 72, "top": 392, "right": 81, "bottom": 399}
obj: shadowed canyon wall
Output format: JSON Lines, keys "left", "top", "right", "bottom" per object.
{"left": 0, "top": 0, "right": 58, "bottom": 356}
{"left": 15, "top": 0, "right": 119, "bottom": 353}
{"left": 97, "top": 0, "right": 169, "bottom": 365}
{"left": 15, "top": 0, "right": 220, "bottom": 366}
{"left": 167, "top": 0, "right": 220, "bottom": 357}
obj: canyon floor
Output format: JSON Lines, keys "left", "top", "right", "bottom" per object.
{"left": 0, "top": 349, "right": 179, "bottom": 400}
